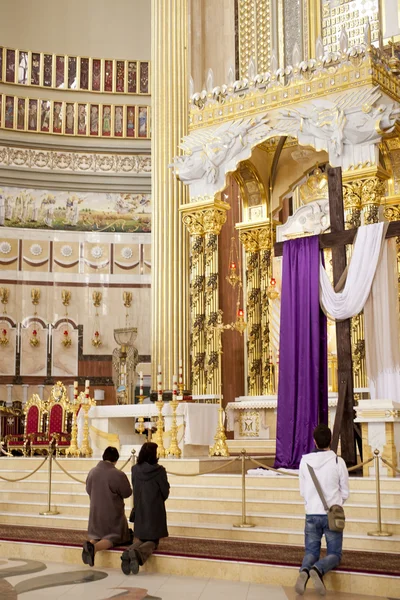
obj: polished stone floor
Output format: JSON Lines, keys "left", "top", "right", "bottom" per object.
{"left": 0, "top": 558, "right": 391, "bottom": 599}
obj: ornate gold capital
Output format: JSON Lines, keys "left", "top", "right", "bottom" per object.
{"left": 181, "top": 198, "right": 230, "bottom": 236}
{"left": 238, "top": 223, "right": 272, "bottom": 253}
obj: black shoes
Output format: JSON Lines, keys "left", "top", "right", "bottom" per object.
{"left": 121, "top": 549, "right": 140, "bottom": 575}
{"left": 310, "top": 567, "right": 326, "bottom": 596}
{"left": 82, "top": 541, "right": 95, "bottom": 567}
{"left": 295, "top": 569, "right": 309, "bottom": 595}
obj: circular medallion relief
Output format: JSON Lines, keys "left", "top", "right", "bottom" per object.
{"left": 60, "top": 245, "right": 73, "bottom": 258}
{"left": 0, "top": 242, "right": 11, "bottom": 254}
{"left": 91, "top": 246, "right": 103, "bottom": 259}
{"left": 121, "top": 247, "right": 133, "bottom": 259}
{"left": 30, "top": 243, "right": 43, "bottom": 256}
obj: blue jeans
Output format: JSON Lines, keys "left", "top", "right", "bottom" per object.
{"left": 300, "top": 514, "right": 343, "bottom": 576}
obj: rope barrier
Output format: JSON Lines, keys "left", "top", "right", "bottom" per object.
{"left": 0, "top": 456, "right": 48, "bottom": 482}
{"left": 347, "top": 456, "right": 375, "bottom": 472}
{"left": 53, "top": 457, "right": 86, "bottom": 484}
{"left": 165, "top": 456, "right": 240, "bottom": 477}
{"left": 248, "top": 456, "right": 299, "bottom": 477}
{"left": 380, "top": 456, "right": 400, "bottom": 475}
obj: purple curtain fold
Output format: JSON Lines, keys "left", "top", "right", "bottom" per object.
{"left": 274, "top": 235, "right": 328, "bottom": 469}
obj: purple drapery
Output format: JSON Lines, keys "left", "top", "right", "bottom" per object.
{"left": 274, "top": 235, "right": 328, "bottom": 469}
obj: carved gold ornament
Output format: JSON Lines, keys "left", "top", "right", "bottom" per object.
{"left": 123, "top": 291, "right": 132, "bottom": 308}
{"left": 61, "top": 290, "right": 71, "bottom": 306}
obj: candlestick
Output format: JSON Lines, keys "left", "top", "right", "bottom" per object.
{"left": 158, "top": 364, "right": 162, "bottom": 374}
{"left": 139, "top": 371, "right": 144, "bottom": 396}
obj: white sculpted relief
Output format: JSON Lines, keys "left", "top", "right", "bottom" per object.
{"left": 273, "top": 87, "right": 400, "bottom": 169}
{"left": 170, "top": 116, "right": 271, "bottom": 197}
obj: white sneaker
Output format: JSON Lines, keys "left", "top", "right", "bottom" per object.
{"left": 310, "top": 567, "right": 326, "bottom": 596}
{"left": 295, "top": 570, "right": 309, "bottom": 595}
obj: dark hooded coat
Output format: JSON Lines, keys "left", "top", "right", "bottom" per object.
{"left": 131, "top": 462, "right": 170, "bottom": 540}
{"left": 86, "top": 460, "right": 132, "bottom": 544}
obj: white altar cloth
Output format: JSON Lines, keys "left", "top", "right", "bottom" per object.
{"left": 85, "top": 402, "right": 219, "bottom": 457}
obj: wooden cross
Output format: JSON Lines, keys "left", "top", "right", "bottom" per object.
{"left": 274, "top": 167, "right": 400, "bottom": 466}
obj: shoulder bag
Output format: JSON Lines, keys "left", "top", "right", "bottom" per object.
{"left": 307, "top": 462, "right": 345, "bottom": 532}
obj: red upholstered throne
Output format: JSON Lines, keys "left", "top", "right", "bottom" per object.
{"left": 6, "top": 394, "right": 43, "bottom": 456}
{"left": 30, "top": 382, "right": 72, "bottom": 456}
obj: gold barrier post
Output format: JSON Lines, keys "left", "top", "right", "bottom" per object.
{"left": 233, "top": 450, "right": 255, "bottom": 529}
{"left": 368, "top": 449, "right": 392, "bottom": 537}
{"left": 40, "top": 447, "right": 59, "bottom": 516}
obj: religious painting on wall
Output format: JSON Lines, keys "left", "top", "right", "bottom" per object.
{"left": 92, "top": 59, "right": 101, "bottom": 91}
{"left": 43, "top": 54, "right": 53, "bottom": 87}
{"left": 65, "top": 103, "right": 75, "bottom": 134}
{"left": 104, "top": 60, "right": 113, "bottom": 92}
{"left": 5, "top": 96, "right": 14, "bottom": 129}
{"left": 6, "top": 49, "right": 16, "bottom": 83}
{"left": 18, "top": 51, "right": 28, "bottom": 85}
{"left": 90, "top": 104, "right": 99, "bottom": 136}
{"left": 79, "top": 58, "right": 89, "bottom": 90}
{"left": 31, "top": 53, "right": 41, "bottom": 85}
{"left": 140, "top": 62, "right": 149, "bottom": 94}
{"left": 102, "top": 105, "right": 111, "bottom": 136}
{"left": 0, "top": 187, "right": 152, "bottom": 233}
{"left": 114, "top": 106, "right": 123, "bottom": 137}
{"left": 56, "top": 56, "right": 65, "bottom": 87}
{"left": 17, "top": 98, "right": 26, "bottom": 130}
{"left": 53, "top": 102, "right": 63, "bottom": 134}
{"left": 116, "top": 61, "right": 125, "bottom": 92}
{"left": 126, "top": 106, "right": 136, "bottom": 138}
{"left": 68, "top": 56, "right": 77, "bottom": 88}
{"left": 127, "top": 62, "right": 137, "bottom": 93}
{"left": 40, "top": 100, "right": 51, "bottom": 132}
{"left": 77, "top": 104, "right": 87, "bottom": 135}
{"left": 138, "top": 106, "right": 148, "bottom": 138}
{"left": 28, "top": 99, "right": 38, "bottom": 131}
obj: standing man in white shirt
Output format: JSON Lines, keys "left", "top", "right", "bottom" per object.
{"left": 295, "top": 424, "right": 349, "bottom": 596}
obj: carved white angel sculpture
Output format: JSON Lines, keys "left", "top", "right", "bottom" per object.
{"left": 170, "top": 115, "right": 271, "bottom": 196}
{"left": 274, "top": 87, "right": 400, "bottom": 160}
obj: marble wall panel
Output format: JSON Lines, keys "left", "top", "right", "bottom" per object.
{"left": 0, "top": 329, "right": 16, "bottom": 376}
{"left": 20, "top": 323, "right": 47, "bottom": 376}
{"left": 51, "top": 325, "right": 79, "bottom": 377}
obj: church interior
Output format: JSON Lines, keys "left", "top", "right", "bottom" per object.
{"left": 0, "top": 1, "right": 399, "bottom": 598}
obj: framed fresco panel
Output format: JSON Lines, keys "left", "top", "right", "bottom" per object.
{"left": 18, "top": 51, "right": 29, "bottom": 85}
{"left": 40, "top": 100, "right": 51, "bottom": 132}
{"left": 17, "top": 98, "right": 26, "bottom": 130}
{"left": 28, "top": 99, "right": 38, "bottom": 131}
{"left": 53, "top": 101, "right": 63, "bottom": 134}
{"left": 5, "top": 96, "right": 14, "bottom": 129}
{"left": 102, "top": 105, "right": 111, "bottom": 136}
{"left": 77, "top": 104, "right": 87, "bottom": 135}
{"left": 114, "top": 105, "right": 123, "bottom": 137}
{"left": 127, "top": 61, "right": 137, "bottom": 94}
{"left": 116, "top": 60, "right": 125, "bottom": 93}
{"left": 56, "top": 56, "right": 65, "bottom": 88}
{"left": 65, "top": 103, "right": 75, "bottom": 134}
{"left": 90, "top": 104, "right": 99, "bottom": 136}
{"left": 139, "top": 62, "right": 149, "bottom": 94}
{"left": 43, "top": 54, "right": 53, "bottom": 87}
{"left": 31, "top": 53, "right": 41, "bottom": 85}
{"left": 79, "top": 57, "right": 89, "bottom": 90}
{"left": 68, "top": 56, "right": 77, "bottom": 88}
{"left": 92, "top": 59, "right": 101, "bottom": 91}
{"left": 6, "top": 49, "right": 16, "bottom": 83}
{"left": 126, "top": 105, "right": 136, "bottom": 138}
{"left": 138, "top": 106, "right": 148, "bottom": 138}
{"left": 104, "top": 60, "right": 113, "bottom": 92}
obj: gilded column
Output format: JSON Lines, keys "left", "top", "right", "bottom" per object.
{"left": 383, "top": 201, "right": 400, "bottom": 310}
{"left": 181, "top": 211, "right": 206, "bottom": 395}
{"left": 181, "top": 199, "right": 229, "bottom": 396}
{"left": 204, "top": 205, "right": 229, "bottom": 395}
{"left": 151, "top": 0, "right": 189, "bottom": 386}
{"left": 238, "top": 222, "right": 271, "bottom": 396}
{"left": 259, "top": 230, "right": 274, "bottom": 395}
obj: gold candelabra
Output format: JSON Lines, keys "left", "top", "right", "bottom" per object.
{"left": 66, "top": 381, "right": 81, "bottom": 457}
{"left": 153, "top": 397, "right": 166, "bottom": 458}
{"left": 91, "top": 291, "right": 103, "bottom": 347}
{"left": 61, "top": 289, "right": 73, "bottom": 348}
{"left": 167, "top": 386, "right": 182, "bottom": 458}
{"left": 136, "top": 393, "right": 146, "bottom": 435}
{"left": 208, "top": 309, "right": 247, "bottom": 457}
{"left": 30, "top": 288, "right": 41, "bottom": 347}
{"left": 79, "top": 382, "right": 96, "bottom": 457}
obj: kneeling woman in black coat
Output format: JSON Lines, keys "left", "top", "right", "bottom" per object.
{"left": 121, "top": 441, "right": 170, "bottom": 575}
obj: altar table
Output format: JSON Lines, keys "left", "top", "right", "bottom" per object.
{"left": 82, "top": 402, "right": 219, "bottom": 458}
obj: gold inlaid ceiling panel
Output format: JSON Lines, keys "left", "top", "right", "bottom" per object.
{"left": 238, "top": 0, "right": 272, "bottom": 78}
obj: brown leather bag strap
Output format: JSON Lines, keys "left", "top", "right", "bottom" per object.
{"left": 307, "top": 463, "right": 329, "bottom": 512}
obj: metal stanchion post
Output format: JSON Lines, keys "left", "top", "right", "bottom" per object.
{"left": 233, "top": 450, "right": 255, "bottom": 529}
{"left": 40, "top": 447, "right": 59, "bottom": 516}
{"left": 368, "top": 449, "right": 391, "bottom": 537}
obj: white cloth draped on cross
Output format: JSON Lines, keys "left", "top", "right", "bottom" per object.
{"left": 319, "top": 222, "right": 400, "bottom": 402}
